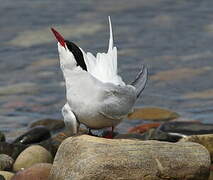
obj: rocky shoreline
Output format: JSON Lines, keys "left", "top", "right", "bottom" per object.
{"left": 0, "top": 107, "right": 212, "bottom": 180}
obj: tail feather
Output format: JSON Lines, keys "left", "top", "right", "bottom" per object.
{"left": 131, "top": 66, "right": 148, "bottom": 98}
{"left": 108, "top": 16, "right": 113, "bottom": 52}
{"left": 82, "top": 16, "right": 124, "bottom": 85}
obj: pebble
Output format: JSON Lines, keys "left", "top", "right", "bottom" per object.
{"left": 13, "top": 145, "right": 53, "bottom": 172}
{"left": 11, "top": 163, "right": 52, "bottom": 180}
{"left": 159, "top": 121, "right": 213, "bottom": 135}
{"left": 0, "top": 171, "right": 14, "bottom": 180}
{"left": 29, "top": 119, "right": 64, "bottom": 132}
{"left": 128, "top": 107, "right": 179, "bottom": 121}
{"left": 0, "top": 154, "right": 14, "bottom": 171}
{"left": 12, "top": 127, "right": 51, "bottom": 145}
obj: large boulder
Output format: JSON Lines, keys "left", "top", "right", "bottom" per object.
{"left": 50, "top": 135, "right": 211, "bottom": 180}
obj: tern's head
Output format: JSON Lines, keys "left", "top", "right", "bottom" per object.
{"left": 51, "top": 28, "right": 87, "bottom": 71}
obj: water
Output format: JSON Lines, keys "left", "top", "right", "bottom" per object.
{"left": 0, "top": 0, "right": 213, "bottom": 138}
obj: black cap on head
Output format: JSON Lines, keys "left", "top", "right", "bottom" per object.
{"left": 65, "top": 40, "right": 87, "bottom": 71}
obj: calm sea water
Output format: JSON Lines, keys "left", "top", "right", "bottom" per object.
{"left": 0, "top": 0, "right": 213, "bottom": 138}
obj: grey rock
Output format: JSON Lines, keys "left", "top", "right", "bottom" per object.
{"left": 0, "top": 154, "right": 14, "bottom": 171}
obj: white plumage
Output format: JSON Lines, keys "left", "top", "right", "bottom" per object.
{"left": 81, "top": 17, "right": 124, "bottom": 85}
{"left": 51, "top": 17, "right": 148, "bottom": 135}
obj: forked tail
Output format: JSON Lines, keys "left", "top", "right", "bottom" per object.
{"left": 131, "top": 65, "right": 148, "bottom": 98}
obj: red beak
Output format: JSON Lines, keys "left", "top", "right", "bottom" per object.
{"left": 51, "top": 27, "right": 66, "bottom": 49}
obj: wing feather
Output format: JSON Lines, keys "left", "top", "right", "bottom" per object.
{"left": 82, "top": 17, "right": 124, "bottom": 86}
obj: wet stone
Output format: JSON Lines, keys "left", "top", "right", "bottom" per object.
{"left": 128, "top": 107, "right": 179, "bottom": 121}
{"left": 114, "top": 133, "right": 147, "bottom": 140}
{"left": 0, "top": 175, "right": 4, "bottom": 180}
{"left": 0, "top": 132, "right": 5, "bottom": 142}
{"left": 29, "top": 119, "right": 65, "bottom": 132}
{"left": 0, "top": 154, "right": 14, "bottom": 171}
{"left": 12, "top": 127, "right": 51, "bottom": 145}
{"left": 159, "top": 121, "right": 213, "bottom": 135}
{"left": 0, "top": 142, "right": 28, "bottom": 160}
{"left": 115, "top": 128, "right": 183, "bottom": 142}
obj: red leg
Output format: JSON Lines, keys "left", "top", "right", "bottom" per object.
{"left": 103, "top": 126, "right": 114, "bottom": 139}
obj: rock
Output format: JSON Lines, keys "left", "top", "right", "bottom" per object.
{"left": 39, "top": 130, "right": 71, "bottom": 156}
{"left": 39, "top": 128, "right": 87, "bottom": 156}
{"left": 49, "top": 135, "right": 210, "bottom": 180}
{"left": 0, "top": 171, "right": 14, "bottom": 180}
{"left": 209, "top": 164, "right": 213, "bottom": 180}
{"left": 115, "top": 129, "right": 183, "bottom": 142}
{"left": 114, "top": 133, "right": 148, "bottom": 140}
{"left": 128, "top": 123, "right": 161, "bottom": 133}
{"left": 0, "top": 154, "right": 14, "bottom": 171}
{"left": 0, "top": 175, "right": 4, "bottom": 180}
{"left": 29, "top": 119, "right": 64, "bottom": 132}
{"left": 180, "top": 134, "right": 213, "bottom": 162}
{"left": 13, "top": 145, "right": 53, "bottom": 172}
{"left": 0, "top": 142, "right": 28, "bottom": 160}
{"left": 12, "top": 127, "right": 51, "bottom": 145}
{"left": 0, "top": 132, "right": 5, "bottom": 142}
{"left": 159, "top": 121, "right": 213, "bottom": 135}
{"left": 128, "top": 107, "right": 179, "bottom": 121}
{"left": 11, "top": 163, "right": 52, "bottom": 180}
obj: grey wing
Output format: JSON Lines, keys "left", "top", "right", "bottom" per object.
{"left": 99, "top": 84, "right": 137, "bottom": 120}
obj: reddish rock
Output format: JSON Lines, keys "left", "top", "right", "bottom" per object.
{"left": 11, "top": 163, "right": 52, "bottom": 180}
{"left": 128, "top": 123, "right": 161, "bottom": 133}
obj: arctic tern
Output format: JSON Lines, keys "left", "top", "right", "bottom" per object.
{"left": 51, "top": 17, "right": 148, "bottom": 135}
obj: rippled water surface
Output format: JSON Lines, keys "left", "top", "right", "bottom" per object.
{"left": 0, "top": 0, "right": 213, "bottom": 138}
